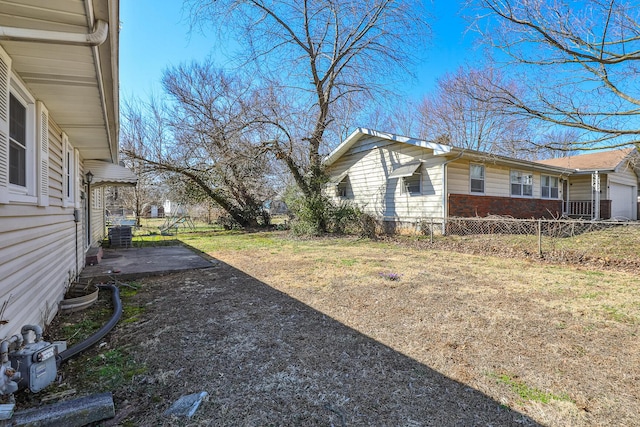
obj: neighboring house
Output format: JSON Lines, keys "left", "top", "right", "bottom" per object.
{"left": 324, "top": 128, "right": 639, "bottom": 224}
{"left": 537, "top": 148, "right": 639, "bottom": 220}
{"left": 0, "top": 1, "right": 135, "bottom": 335}
{"left": 163, "top": 200, "right": 187, "bottom": 217}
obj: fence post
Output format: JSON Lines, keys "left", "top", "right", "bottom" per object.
{"left": 430, "top": 218, "right": 434, "bottom": 244}
{"left": 538, "top": 219, "right": 542, "bottom": 257}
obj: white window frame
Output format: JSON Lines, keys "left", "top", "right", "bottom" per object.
{"left": 7, "top": 78, "right": 37, "bottom": 204}
{"left": 470, "top": 163, "right": 485, "bottom": 193}
{"left": 336, "top": 176, "right": 350, "bottom": 199}
{"left": 510, "top": 170, "right": 533, "bottom": 197}
{"left": 541, "top": 175, "right": 559, "bottom": 199}
{"left": 402, "top": 170, "right": 422, "bottom": 196}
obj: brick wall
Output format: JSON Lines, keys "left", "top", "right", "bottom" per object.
{"left": 448, "top": 194, "right": 613, "bottom": 219}
{"left": 448, "top": 194, "right": 563, "bottom": 219}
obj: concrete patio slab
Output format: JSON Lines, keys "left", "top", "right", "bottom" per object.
{"left": 80, "top": 245, "right": 215, "bottom": 282}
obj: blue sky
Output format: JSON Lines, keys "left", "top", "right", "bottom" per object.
{"left": 120, "top": 1, "right": 479, "bottom": 103}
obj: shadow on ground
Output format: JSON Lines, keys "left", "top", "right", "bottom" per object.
{"left": 91, "top": 257, "right": 540, "bottom": 426}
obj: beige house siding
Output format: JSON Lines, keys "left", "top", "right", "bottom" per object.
{"left": 607, "top": 166, "right": 637, "bottom": 190}
{"left": 567, "top": 175, "right": 594, "bottom": 201}
{"left": 327, "top": 137, "right": 445, "bottom": 219}
{"left": 447, "top": 158, "right": 563, "bottom": 201}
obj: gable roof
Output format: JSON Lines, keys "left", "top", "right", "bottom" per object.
{"left": 536, "top": 148, "right": 636, "bottom": 172}
{"left": 324, "top": 128, "right": 452, "bottom": 167}
{"left": 324, "top": 128, "right": 571, "bottom": 175}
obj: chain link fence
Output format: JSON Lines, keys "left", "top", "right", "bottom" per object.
{"left": 379, "top": 216, "right": 640, "bottom": 270}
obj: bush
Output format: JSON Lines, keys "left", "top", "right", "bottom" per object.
{"left": 283, "top": 185, "right": 378, "bottom": 238}
{"left": 330, "top": 202, "right": 360, "bottom": 234}
{"left": 356, "top": 212, "right": 378, "bottom": 239}
{"left": 282, "top": 185, "right": 328, "bottom": 236}
{"left": 216, "top": 214, "right": 241, "bottom": 230}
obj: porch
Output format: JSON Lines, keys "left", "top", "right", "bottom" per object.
{"left": 564, "top": 200, "right": 611, "bottom": 220}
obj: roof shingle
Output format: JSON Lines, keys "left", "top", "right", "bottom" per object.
{"left": 536, "top": 148, "right": 636, "bottom": 171}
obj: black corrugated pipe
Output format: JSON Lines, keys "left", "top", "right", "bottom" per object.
{"left": 56, "top": 284, "right": 122, "bottom": 367}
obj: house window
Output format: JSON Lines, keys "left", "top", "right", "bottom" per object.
{"left": 337, "top": 177, "right": 349, "bottom": 198}
{"left": 9, "top": 93, "right": 27, "bottom": 187}
{"left": 388, "top": 162, "right": 421, "bottom": 196}
{"left": 541, "top": 175, "right": 559, "bottom": 198}
{"left": 403, "top": 171, "right": 421, "bottom": 196}
{"left": 470, "top": 164, "right": 485, "bottom": 193}
{"left": 510, "top": 170, "right": 533, "bottom": 196}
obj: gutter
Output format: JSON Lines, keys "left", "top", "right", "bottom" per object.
{"left": 0, "top": 20, "right": 108, "bottom": 46}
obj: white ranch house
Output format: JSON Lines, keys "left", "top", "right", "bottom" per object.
{"left": 0, "top": 1, "right": 135, "bottom": 336}
{"left": 324, "top": 128, "right": 639, "bottom": 224}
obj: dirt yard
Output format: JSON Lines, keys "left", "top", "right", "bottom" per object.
{"left": 40, "top": 233, "right": 640, "bottom": 426}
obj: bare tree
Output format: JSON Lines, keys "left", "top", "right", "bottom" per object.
{"left": 416, "top": 66, "right": 532, "bottom": 156}
{"left": 185, "top": 0, "right": 430, "bottom": 230}
{"left": 467, "top": 0, "right": 640, "bottom": 150}
{"left": 122, "top": 64, "right": 276, "bottom": 227}
{"left": 533, "top": 129, "right": 583, "bottom": 160}
{"left": 116, "top": 100, "right": 168, "bottom": 224}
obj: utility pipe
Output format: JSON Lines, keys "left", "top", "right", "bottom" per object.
{"left": 20, "top": 325, "right": 43, "bottom": 344}
{"left": 0, "top": 335, "right": 23, "bottom": 364}
{"left": 56, "top": 284, "right": 122, "bottom": 367}
{"left": 0, "top": 20, "right": 108, "bottom": 46}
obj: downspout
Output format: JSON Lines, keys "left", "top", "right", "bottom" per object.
{"left": 0, "top": 20, "right": 108, "bottom": 46}
{"left": 441, "top": 154, "right": 463, "bottom": 235}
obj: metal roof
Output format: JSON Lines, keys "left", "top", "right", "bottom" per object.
{"left": 85, "top": 160, "right": 137, "bottom": 187}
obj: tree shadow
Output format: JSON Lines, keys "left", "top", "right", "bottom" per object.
{"left": 126, "top": 257, "right": 541, "bottom": 426}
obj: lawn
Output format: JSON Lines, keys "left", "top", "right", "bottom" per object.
{"left": 44, "top": 227, "right": 640, "bottom": 425}
{"left": 177, "top": 230, "right": 640, "bottom": 426}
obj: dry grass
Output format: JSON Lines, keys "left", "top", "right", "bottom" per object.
{"left": 201, "top": 233, "right": 640, "bottom": 426}
{"left": 39, "top": 230, "right": 640, "bottom": 426}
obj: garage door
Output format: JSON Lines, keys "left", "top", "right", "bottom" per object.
{"left": 610, "top": 182, "right": 635, "bottom": 219}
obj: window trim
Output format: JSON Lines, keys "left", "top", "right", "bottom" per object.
{"left": 7, "top": 78, "right": 37, "bottom": 204}
{"left": 510, "top": 169, "right": 533, "bottom": 197}
{"left": 336, "top": 175, "right": 350, "bottom": 199}
{"left": 402, "top": 169, "right": 422, "bottom": 196}
{"left": 541, "top": 174, "right": 559, "bottom": 199}
{"left": 470, "top": 163, "right": 485, "bottom": 194}
{"left": 9, "top": 93, "right": 27, "bottom": 187}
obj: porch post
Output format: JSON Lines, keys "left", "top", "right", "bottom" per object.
{"left": 592, "top": 171, "right": 600, "bottom": 220}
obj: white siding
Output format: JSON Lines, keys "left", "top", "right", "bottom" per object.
{"left": 0, "top": 111, "right": 88, "bottom": 337}
{"left": 327, "top": 137, "right": 445, "bottom": 221}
